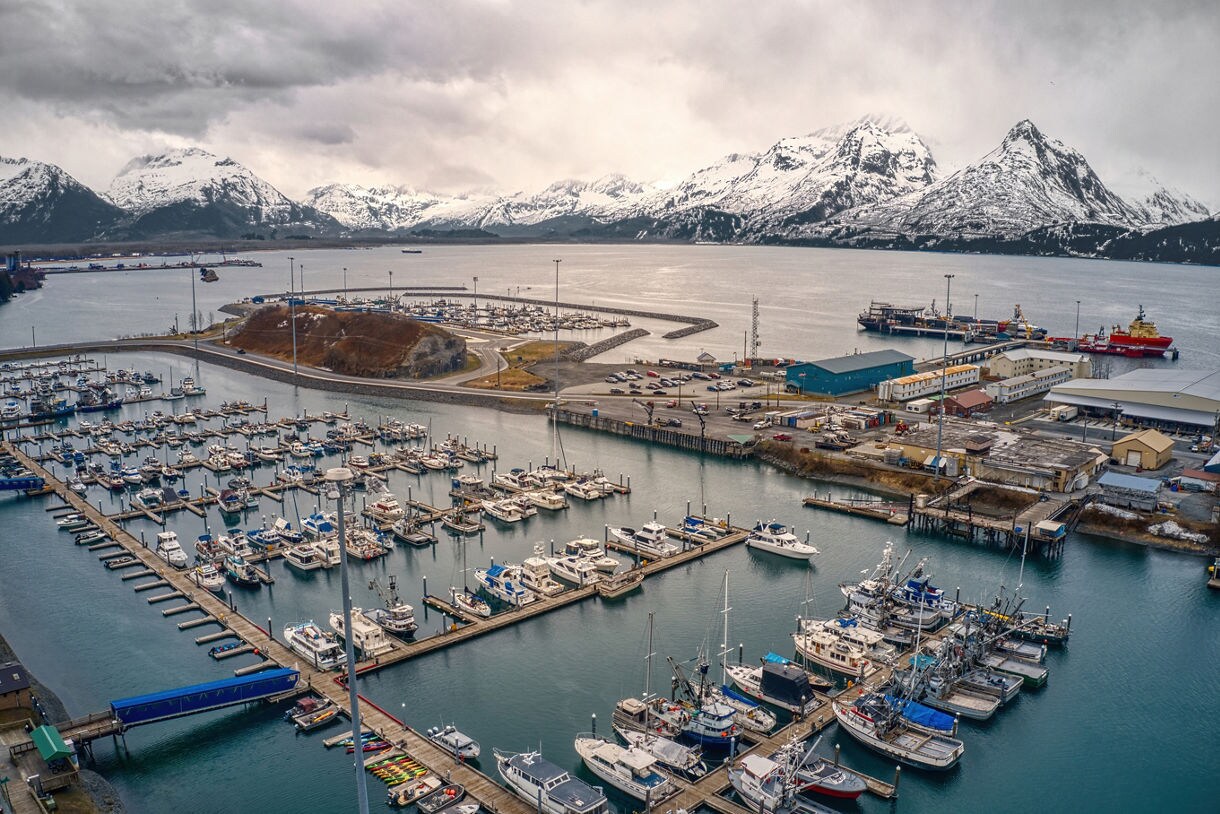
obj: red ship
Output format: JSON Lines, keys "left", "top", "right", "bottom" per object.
{"left": 1077, "top": 305, "right": 1174, "bottom": 357}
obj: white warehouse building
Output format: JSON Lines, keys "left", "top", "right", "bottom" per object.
{"left": 986, "top": 366, "right": 1075, "bottom": 404}
{"left": 878, "top": 364, "right": 980, "bottom": 402}
{"left": 1044, "top": 368, "right": 1220, "bottom": 433}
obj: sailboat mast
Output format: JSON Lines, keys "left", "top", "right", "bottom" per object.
{"left": 720, "top": 570, "right": 731, "bottom": 687}
{"left": 643, "top": 611, "right": 654, "bottom": 701}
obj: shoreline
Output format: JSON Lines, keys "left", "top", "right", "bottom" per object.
{"left": 0, "top": 632, "right": 126, "bottom": 814}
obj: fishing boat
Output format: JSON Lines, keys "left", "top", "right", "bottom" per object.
{"left": 747, "top": 521, "right": 820, "bottom": 560}
{"left": 155, "top": 531, "right": 188, "bottom": 569}
{"left": 772, "top": 737, "right": 868, "bottom": 801}
{"left": 450, "top": 587, "right": 492, "bottom": 618}
{"left": 521, "top": 546, "right": 564, "bottom": 597}
{"left": 474, "top": 564, "right": 536, "bottom": 607}
{"left": 284, "top": 543, "right": 326, "bottom": 572}
{"left": 367, "top": 491, "right": 406, "bottom": 523}
{"left": 426, "top": 725, "right": 481, "bottom": 760}
{"left": 792, "top": 625, "right": 873, "bottom": 679}
{"left": 917, "top": 671, "right": 1000, "bottom": 721}
{"left": 224, "top": 554, "right": 261, "bottom": 586}
{"left": 574, "top": 735, "right": 673, "bottom": 802}
{"left": 802, "top": 617, "right": 896, "bottom": 664}
{"left": 416, "top": 783, "right": 466, "bottom": 814}
{"left": 723, "top": 656, "right": 826, "bottom": 716}
{"left": 288, "top": 696, "right": 339, "bottom": 732}
{"left": 442, "top": 509, "right": 483, "bottom": 535}
{"left": 390, "top": 518, "right": 435, "bottom": 546}
{"left": 613, "top": 728, "right": 707, "bottom": 781}
{"left": 976, "top": 651, "right": 1048, "bottom": 688}
{"left": 366, "top": 576, "right": 418, "bottom": 637}
{"left": 283, "top": 621, "right": 344, "bottom": 669}
{"left": 607, "top": 521, "right": 679, "bottom": 559}
{"left": 329, "top": 609, "right": 395, "bottom": 658}
{"left": 345, "top": 527, "right": 389, "bottom": 560}
{"left": 955, "top": 668, "right": 1022, "bottom": 703}
{"left": 832, "top": 693, "right": 964, "bottom": 770}
{"left": 560, "top": 538, "right": 621, "bottom": 573}
{"left": 192, "top": 562, "right": 226, "bottom": 593}
{"left": 494, "top": 749, "right": 608, "bottom": 814}
{"left": 728, "top": 752, "right": 842, "bottom": 814}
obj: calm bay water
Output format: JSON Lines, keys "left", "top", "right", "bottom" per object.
{"left": 0, "top": 247, "right": 1217, "bottom": 813}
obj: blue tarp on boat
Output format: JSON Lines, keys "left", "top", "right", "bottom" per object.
{"left": 885, "top": 694, "right": 955, "bottom": 732}
{"left": 763, "top": 652, "right": 794, "bottom": 665}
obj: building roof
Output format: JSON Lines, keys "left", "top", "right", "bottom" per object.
{"left": 1115, "top": 428, "right": 1175, "bottom": 454}
{"left": 800, "top": 349, "right": 913, "bottom": 375}
{"left": 31, "top": 725, "right": 72, "bottom": 762}
{"left": 0, "top": 661, "right": 30, "bottom": 695}
{"left": 887, "top": 364, "right": 978, "bottom": 387}
{"left": 994, "top": 366, "right": 1072, "bottom": 388}
{"left": 1047, "top": 369, "right": 1220, "bottom": 413}
{"left": 1097, "top": 471, "right": 1160, "bottom": 493}
{"left": 948, "top": 389, "right": 993, "bottom": 409}
{"left": 1205, "top": 449, "right": 1220, "bottom": 474}
{"left": 1181, "top": 469, "right": 1220, "bottom": 482}
{"left": 994, "top": 348, "right": 1086, "bottom": 364}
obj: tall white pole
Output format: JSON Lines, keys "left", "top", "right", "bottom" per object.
{"left": 935, "top": 273, "right": 954, "bottom": 478}
{"left": 553, "top": 259, "right": 562, "bottom": 465}
{"left": 289, "top": 256, "right": 298, "bottom": 380}
{"left": 327, "top": 466, "right": 369, "bottom": 814}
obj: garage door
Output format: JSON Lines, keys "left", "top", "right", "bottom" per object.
{"left": 1125, "top": 450, "right": 1142, "bottom": 467}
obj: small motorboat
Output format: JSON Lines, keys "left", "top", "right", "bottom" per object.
{"left": 416, "top": 783, "right": 466, "bottom": 814}
{"left": 427, "top": 725, "right": 481, "bottom": 760}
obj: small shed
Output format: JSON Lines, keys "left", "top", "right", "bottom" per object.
{"left": 31, "top": 725, "right": 72, "bottom": 763}
{"left": 0, "top": 661, "right": 31, "bottom": 710}
{"left": 943, "top": 389, "right": 993, "bottom": 417}
{"left": 1178, "top": 469, "right": 1220, "bottom": 493}
{"left": 1112, "top": 429, "right": 1174, "bottom": 470}
{"left": 1097, "top": 471, "right": 1159, "bottom": 511}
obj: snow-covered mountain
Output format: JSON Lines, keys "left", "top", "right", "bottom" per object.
{"left": 1117, "top": 168, "right": 1210, "bottom": 226}
{"left": 105, "top": 147, "right": 338, "bottom": 238}
{"left": 0, "top": 156, "right": 124, "bottom": 243}
{"left": 827, "top": 120, "right": 1146, "bottom": 238}
{"left": 304, "top": 184, "right": 459, "bottom": 231}
{"left": 652, "top": 117, "right": 937, "bottom": 226}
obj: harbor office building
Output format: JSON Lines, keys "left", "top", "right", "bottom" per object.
{"left": 1045, "top": 368, "right": 1220, "bottom": 434}
{"left": 877, "top": 364, "right": 980, "bottom": 402}
{"left": 985, "top": 348, "right": 1092, "bottom": 380}
{"left": 784, "top": 350, "right": 914, "bottom": 396}
{"left": 985, "top": 366, "right": 1074, "bottom": 405}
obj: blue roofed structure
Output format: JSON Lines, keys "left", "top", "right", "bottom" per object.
{"left": 110, "top": 668, "right": 299, "bottom": 727}
{"left": 785, "top": 350, "right": 914, "bottom": 396}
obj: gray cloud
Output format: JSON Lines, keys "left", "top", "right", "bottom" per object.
{"left": 0, "top": 0, "right": 1215, "bottom": 206}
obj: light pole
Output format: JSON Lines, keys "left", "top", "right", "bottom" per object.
{"left": 326, "top": 466, "right": 370, "bottom": 814}
{"left": 342, "top": 267, "right": 348, "bottom": 302}
{"left": 473, "top": 276, "right": 478, "bottom": 317}
{"left": 189, "top": 265, "right": 199, "bottom": 353}
{"left": 552, "top": 260, "right": 562, "bottom": 466}
{"left": 388, "top": 271, "right": 394, "bottom": 308}
{"left": 288, "top": 257, "right": 298, "bottom": 380}
{"left": 1111, "top": 402, "right": 1123, "bottom": 441}
{"left": 1074, "top": 300, "right": 1081, "bottom": 340}
{"left": 300, "top": 265, "right": 305, "bottom": 300}
{"left": 935, "top": 273, "right": 955, "bottom": 478}
{"left": 973, "top": 293, "right": 978, "bottom": 322}
{"left": 798, "top": 372, "right": 806, "bottom": 398}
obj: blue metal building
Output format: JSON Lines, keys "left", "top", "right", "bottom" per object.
{"left": 784, "top": 350, "right": 914, "bottom": 396}
{"left": 109, "top": 668, "right": 299, "bottom": 728}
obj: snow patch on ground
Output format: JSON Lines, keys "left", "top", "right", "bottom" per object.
{"left": 1147, "top": 520, "right": 1209, "bottom": 543}
{"left": 1091, "top": 503, "right": 1139, "bottom": 520}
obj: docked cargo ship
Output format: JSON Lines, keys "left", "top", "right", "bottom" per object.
{"left": 1076, "top": 305, "right": 1174, "bottom": 357}
{"left": 857, "top": 301, "right": 1045, "bottom": 342}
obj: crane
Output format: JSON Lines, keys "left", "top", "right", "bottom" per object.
{"left": 368, "top": 575, "right": 401, "bottom": 609}
{"left": 632, "top": 398, "right": 655, "bottom": 426}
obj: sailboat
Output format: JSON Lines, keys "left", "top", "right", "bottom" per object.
{"left": 710, "top": 570, "right": 776, "bottom": 733}
{"left": 611, "top": 612, "right": 690, "bottom": 740}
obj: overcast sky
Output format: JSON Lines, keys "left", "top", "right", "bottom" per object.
{"left": 1, "top": 0, "right": 1216, "bottom": 206}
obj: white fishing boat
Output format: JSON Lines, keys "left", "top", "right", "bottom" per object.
{"left": 474, "top": 564, "right": 536, "bottom": 607}
{"left": 494, "top": 749, "right": 608, "bottom": 814}
{"left": 284, "top": 621, "right": 344, "bottom": 669}
{"left": 607, "top": 521, "right": 679, "bottom": 559}
{"left": 367, "top": 491, "right": 405, "bottom": 523}
{"left": 801, "top": 617, "right": 896, "bottom": 664}
{"left": 329, "top": 609, "right": 395, "bottom": 658}
{"left": 613, "top": 727, "right": 707, "bottom": 781}
{"left": 547, "top": 555, "right": 602, "bottom": 586}
{"left": 284, "top": 543, "right": 326, "bottom": 572}
{"left": 560, "top": 538, "right": 621, "bottom": 573}
{"left": 723, "top": 658, "right": 825, "bottom": 716}
{"left": 791, "top": 625, "right": 873, "bottom": 679}
{"left": 191, "top": 562, "right": 226, "bottom": 593}
{"left": 450, "top": 587, "right": 492, "bottom": 618}
{"left": 747, "top": 521, "right": 820, "bottom": 560}
{"left": 574, "top": 735, "right": 673, "bottom": 802}
{"left": 154, "top": 531, "right": 188, "bottom": 569}
{"left": 427, "top": 725, "right": 481, "bottom": 760}
{"left": 728, "top": 750, "right": 844, "bottom": 814}
{"left": 521, "top": 546, "right": 565, "bottom": 597}
{"left": 832, "top": 693, "right": 964, "bottom": 770}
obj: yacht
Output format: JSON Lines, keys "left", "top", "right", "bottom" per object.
{"left": 560, "top": 538, "right": 621, "bottom": 573}
{"left": 474, "top": 564, "right": 536, "bottom": 607}
{"left": 801, "top": 617, "right": 896, "bottom": 665}
{"left": 132, "top": 487, "right": 164, "bottom": 510}
{"left": 520, "top": 546, "right": 565, "bottom": 597}
{"left": 525, "top": 489, "right": 568, "bottom": 511}
{"left": 547, "top": 555, "right": 602, "bottom": 586}
{"left": 562, "top": 480, "right": 603, "bottom": 501}
{"left": 791, "top": 625, "right": 873, "bottom": 679}
{"left": 494, "top": 749, "right": 608, "bottom": 814}
{"left": 217, "top": 531, "right": 255, "bottom": 559}
{"left": 154, "top": 531, "right": 188, "bottom": 569}
{"left": 607, "top": 522, "right": 679, "bottom": 559}
{"left": 481, "top": 498, "right": 525, "bottom": 523}
{"left": 574, "top": 735, "right": 673, "bottom": 802}
{"left": 492, "top": 468, "right": 529, "bottom": 490}
{"left": 747, "top": 521, "right": 820, "bottom": 560}
{"left": 1, "top": 400, "right": 21, "bottom": 421}
{"left": 301, "top": 511, "right": 338, "bottom": 541}
{"left": 284, "top": 621, "right": 344, "bottom": 669}
{"left": 329, "top": 609, "right": 394, "bottom": 658}
{"left": 284, "top": 543, "right": 326, "bottom": 572}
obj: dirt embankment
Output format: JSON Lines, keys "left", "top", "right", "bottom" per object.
{"left": 757, "top": 440, "right": 952, "bottom": 498}
{"left": 229, "top": 305, "right": 466, "bottom": 378}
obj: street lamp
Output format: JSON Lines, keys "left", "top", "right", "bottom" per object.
{"left": 325, "top": 466, "right": 370, "bottom": 814}
{"left": 1111, "top": 402, "right": 1123, "bottom": 441}
{"left": 388, "top": 271, "right": 394, "bottom": 308}
{"left": 288, "top": 256, "right": 298, "bottom": 380}
{"left": 473, "top": 276, "right": 478, "bottom": 316}
{"left": 342, "top": 267, "right": 348, "bottom": 302}
{"left": 935, "top": 273, "right": 955, "bottom": 478}
{"left": 797, "top": 372, "right": 806, "bottom": 398}
{"left": 1075, "top": 300, "right": 1081, "bottom": 340}
{"left": 974, "top": 293, "right": 978, "bottom": 322}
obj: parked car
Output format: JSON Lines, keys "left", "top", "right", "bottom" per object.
{"left": 753, "top": 420, "right": 770, "bottom": 430}
{"left": 610, "top": 388, "right": 625, "bottom": 394}
{"left": 738, "top": 378, "right": 755, "bottom": 387}
{"left": 665, "top": 418, "right": 683, "bottom": 427}
{"left": 772, "top": 433, "right": 793, "bottom": 441}
{"left": 665, "top": 400, "right": 679, "bottom": 408}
